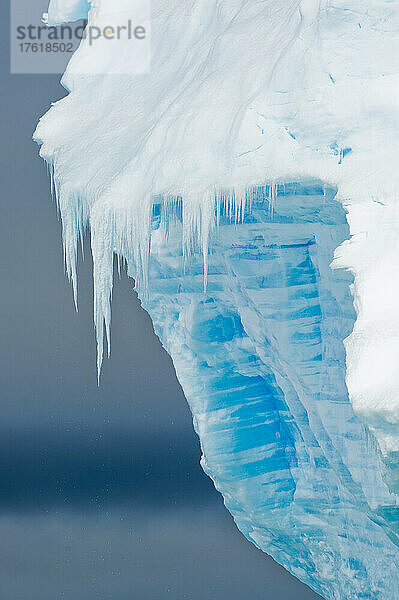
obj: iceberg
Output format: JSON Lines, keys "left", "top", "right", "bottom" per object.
{"left": 34, "top": 1, "right": 399, "bottom": 597}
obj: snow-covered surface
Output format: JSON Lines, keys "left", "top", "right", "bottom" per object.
{"left": 43, "top": 0, "right": 150, "bottom": 75}
{"left": 34, "top": 1, "right": 399, "bottom": 597}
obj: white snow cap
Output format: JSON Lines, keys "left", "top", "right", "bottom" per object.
{"left": 35, "top": 0, "right": 399, "bottom": 454}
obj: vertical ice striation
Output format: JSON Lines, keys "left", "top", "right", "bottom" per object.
{"left": 33, "top": 0, "right": 399, "bottom": 597}
{"left": 135, "top": 183, "right": 399, "bottom": 599}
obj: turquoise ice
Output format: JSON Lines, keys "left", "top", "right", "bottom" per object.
{"left": 134, "top": 183, "right": 399, "bottom": 599}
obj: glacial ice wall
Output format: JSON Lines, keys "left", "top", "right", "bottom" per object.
{"left": 141, "top": 183, "right": 399, "bottom": 599}
{"left": 34, "top": 0, "right": 399, "bottom": 597}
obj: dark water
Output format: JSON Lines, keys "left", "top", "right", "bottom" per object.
{"left": 0, "top": 2, "right": 322, "bottom": 598}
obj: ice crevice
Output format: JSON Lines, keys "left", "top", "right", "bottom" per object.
{"left": 34, "top": 1, "right": 399, "bottom": 598}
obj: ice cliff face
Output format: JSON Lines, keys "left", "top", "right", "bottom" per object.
{"left": 143, "top": 184, "right": 399, "bottom": 599}
{"left": 34, "top": 1, "right": 399, "bottom": 598}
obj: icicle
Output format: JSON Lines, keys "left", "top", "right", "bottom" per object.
{"left": 90, "top": 202, "right": 114, "bottom": 382}
{"left": 43, "top": 158, "right": 283, "bottom": 380}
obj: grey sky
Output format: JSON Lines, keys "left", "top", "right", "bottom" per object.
{"left": 0, "top": 1, "right": 321, "bottom": 598}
